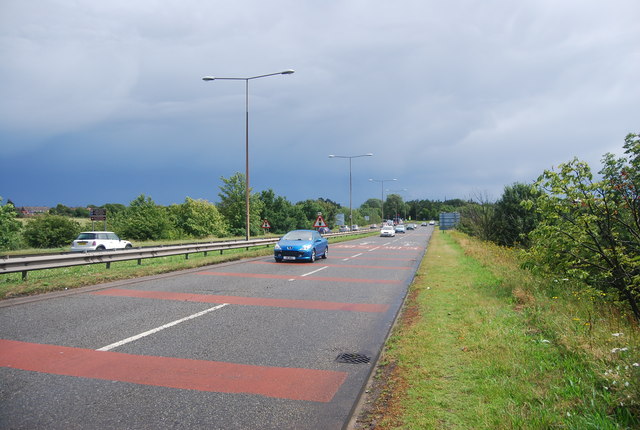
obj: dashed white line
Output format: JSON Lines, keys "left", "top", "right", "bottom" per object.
{"left": 343, "top": 253, "right": 363, "bottom": 261}
{"left": 96, "top": 303, "right": 229, "bottom": 351}
{"left": 301, "top": 266, "right": 329, "bottom": 277}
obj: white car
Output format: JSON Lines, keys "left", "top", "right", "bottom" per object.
{"left": 395, "top": 224, "right": 406, "bottom": 233}
{"left": 380, "top": 225, "right": 396, "bottom": 237}
{"left": 71, "top": 231, "right": 133, "bottom": 252}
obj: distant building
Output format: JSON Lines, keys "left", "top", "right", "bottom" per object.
{"left": 19, "top": 206, "right": 50, "bottom": 217}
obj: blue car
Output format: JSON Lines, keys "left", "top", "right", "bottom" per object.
{"left": 274, "top": 229, "right": 328, "bottom": 262}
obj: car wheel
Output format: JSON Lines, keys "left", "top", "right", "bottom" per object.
{"left": 322, "top": 247, "right": 328, "bottom": 259}
{"left": 125, "top": 244, "right": 132, "bottom": 249}
{"left": 96, "top": 245, "right": 106, "bottom": 251}
{"left": 310, "top": 249, "right": 316, "bottom": 262}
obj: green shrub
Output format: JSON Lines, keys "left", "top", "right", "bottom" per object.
{"left": 0, "top": 198, "right": 23, "bottom": 251}
{"left": 23, "top": 215, "right": 82, "bottom": 248}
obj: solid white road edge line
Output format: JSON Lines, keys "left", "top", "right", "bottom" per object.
{"left": 96, "top": 303, "right": 229, "bottom": 351}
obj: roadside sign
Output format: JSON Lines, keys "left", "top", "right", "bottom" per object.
{"left": 261, "top": 219, "right": 271, "bottom": 229}
{"left": 313, "top": 214, "right": 327, "bottom": 228}
{"left": 90, "top": 208, "right": 106, "bottom": 221}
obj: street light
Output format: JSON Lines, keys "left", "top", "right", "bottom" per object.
{"left": 369, "top": 178, "right": 397, "bottom": 223}
{"left": 328, "top": 153, "right": 373, "bottom": 227}
{"left": 203, "top": 69, "right": 295, "bottom": 241}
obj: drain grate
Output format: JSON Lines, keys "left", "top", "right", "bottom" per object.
{"left": 335, "top": 352, "right": 371, "bottom": 364}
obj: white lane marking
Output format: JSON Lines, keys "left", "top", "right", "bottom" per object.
{"left": 368, "top": 247, "right": 380, "bottom": 252}
{"left": 301, "top": 266, "right": 328, "bottom": 277}
{"left": 343, "top": 253, "right": 363, "bottom": 261}
{"left": 96, "top": 303, "right": 229, "bottom": 351}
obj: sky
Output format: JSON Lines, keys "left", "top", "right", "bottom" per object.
{"left": 1, "top": 1, "right": 638, "bottom": 210}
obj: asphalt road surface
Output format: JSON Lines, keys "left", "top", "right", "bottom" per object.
{"left": 1, "top": 226, "right": 433, "bottom": 429}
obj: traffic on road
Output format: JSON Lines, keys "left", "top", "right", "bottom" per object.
{"left": 1, "top": 225, "right": 434, "bottom": 429}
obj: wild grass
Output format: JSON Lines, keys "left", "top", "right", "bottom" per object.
{"left": 360, "top": 230, "right": 639, "bottom": 429}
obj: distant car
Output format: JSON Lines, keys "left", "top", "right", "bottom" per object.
{"left": 406, "top": 224, "right": 415, "bottom": 230}
{"left": 429, "top": 221, "right": 436, "bottom": 225}
{"left": 421, "top": 222, "right": 428, "bottom": 226}
{"left": 380, "top": 225, "right": 396, "bottom": 237}
{"left": 339, "top": 226, "right": 350, "bottom": 232}
{"left": 351, "top": 225, "right": 360, "bottom": 231}
{"left": 318, "top": 227, "right": 331, "bottom": 234}
{"left": 395, "top": 224, "right": 406, "bottom": 233}
{"left": 71, "top": 231, "right": 132, "bottom": 252}
{"left": 274, "top": 229, "right": 328, "bottom": 262}
{"left": 370, "top": 224, "right": 378, "bottom": 229}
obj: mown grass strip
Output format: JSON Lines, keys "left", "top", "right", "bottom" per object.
{"left": 357, "top": 230, "right": 638, "bottom": 429}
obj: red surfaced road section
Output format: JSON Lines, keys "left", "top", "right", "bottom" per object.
{"left": 93, "top": 289, "right": 389, "bottom": 313}
{"left": 197, "top": 271, "right": 401, "bottom": 285}
{"left": 0, "top": 339, "right": 347, "bottom": 402}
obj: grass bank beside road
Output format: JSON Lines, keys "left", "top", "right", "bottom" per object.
{"left": 355, "top": 230, "right": 639, "bottom": 429}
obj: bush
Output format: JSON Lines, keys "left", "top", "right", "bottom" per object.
{"left": 110, "top": 194, "right": 173, "bottom": 241}
{"left": 171, "top": 197, "right": 228, "bottom": 238}
{"left": 23, "top": 215, "right": 82, "bottom": 248}
{"left": 0, "top": 199, "right": 22, "bottom": 251}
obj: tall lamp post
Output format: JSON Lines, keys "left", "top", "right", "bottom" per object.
{"left": 369, "top": 178, "right": 397, "bottom": 223}
{"left": 328, "top": 153, "right": 373, "bottom": 227}
{"left": 203, "top": 69, "right": 295, "bottom": 240}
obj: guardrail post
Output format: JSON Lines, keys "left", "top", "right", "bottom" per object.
{"left": 22, "top": 270, "right": 28, "bottom": 281}
{"left": 138, "top": 259, "right": 142, "bottom": 265}
{"left": 106, "top": 262, "right": 111, "bottom": 269}
{"left": 185, "top": 254, "right": 189, "bottom": 260}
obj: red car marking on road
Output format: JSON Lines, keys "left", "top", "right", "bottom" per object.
{"left": 93, "top": 289, "right": 390, "bottom": 313}
{"left": 0, "top": 339, "right": 347, "bottom": 402}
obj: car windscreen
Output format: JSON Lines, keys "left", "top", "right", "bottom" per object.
{"left": 282, "top": 231, "right": 313, "bottom": 241}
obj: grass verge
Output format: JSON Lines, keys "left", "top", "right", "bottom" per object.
{"left": 354, "top": 230, "right": 639, "bottom": 429}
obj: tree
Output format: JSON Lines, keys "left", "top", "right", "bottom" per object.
{"left": 173, "top": 197, "right": 228, "bottom": 238}
{"left": 492, "top": 183, "right": 542, "bottom": 247}
{"left": 360, "top": 198, "right": 382, "bottom": 224}
{"left": 23, "top": 215, "right": 82, "bottom": 248}
{"left": 49, "top": 204, "right": 74, "bottom": 217}
{"left": 527, "top": 133, "right": 640, "bottom": 321}
{"left": 218, "top": 173, "right": 264, "bottom": 237}
{"left": 385, "top": 194, "right": 405, "bottom": 222}
{"left": 259, "top": 189, "right": 304, "bottom": 233}
{"left": 458, "top": 191, "right": 495, "bottom": 241}
{"left": 103, "top": 203, "right": 127, "bottom": 217}
{"left": 0, "top": 198, "right": 22, "bottom": 250}
{"left": 111, "top": 194, "right": 173, "bottom": 241}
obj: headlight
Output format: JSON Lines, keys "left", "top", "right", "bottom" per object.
{"left": 274, "top": 243, "right": 281, "bottom": 251}
{"left": 301, "top": 244, "right": 312, "bottom": 251}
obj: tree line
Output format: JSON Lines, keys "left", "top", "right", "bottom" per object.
{"left": 0, "top": 171, "right": 474, "bottom": 251}
{"left": 2, "top": 133, "right": 639, "bottom": 320}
